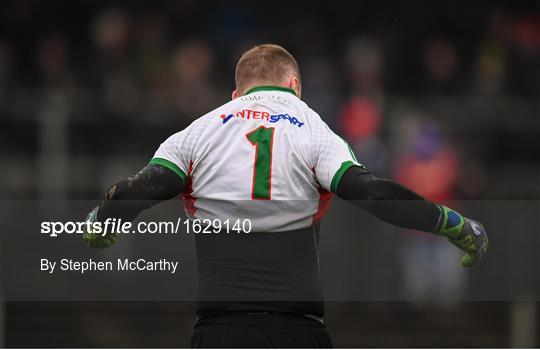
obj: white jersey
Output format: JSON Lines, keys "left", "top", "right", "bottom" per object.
{"left": 151, "top": 86, "right": 363, "bottom": 232}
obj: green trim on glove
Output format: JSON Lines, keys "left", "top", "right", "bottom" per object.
{"left": 83, "top": 206, "right": 118, "bottom": 249}
{"left": 434, "top": 205, "right": 489, "bottom": 267}
{"left": 436, "top": 205, "right": 465, "bottom": 239}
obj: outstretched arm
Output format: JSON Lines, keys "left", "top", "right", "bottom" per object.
{"left": 84, "top": 164, "right": 185, "bottom": 248}
{"left": 336, "top": 166, "right": 488, "bottom": 267}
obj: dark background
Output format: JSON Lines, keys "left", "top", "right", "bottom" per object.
{"left": 1, "top": 0, "right": 540, "bottom": 347}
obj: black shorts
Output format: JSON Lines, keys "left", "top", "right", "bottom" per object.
{"left": 190, "top": 312, "right": 333, "bottom": 348}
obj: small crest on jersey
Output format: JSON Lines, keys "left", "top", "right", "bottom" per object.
{"left": 220, "top": 109, "right": 304, "bottom": 128}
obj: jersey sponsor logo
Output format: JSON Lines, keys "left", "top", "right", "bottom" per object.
{"left": 269, "top": 113, "right": 304, "bottom": 127}
{"left": 220, "top": 109, "right": 304, "bottom": 128}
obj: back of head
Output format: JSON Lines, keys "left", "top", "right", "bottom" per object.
{"left": 235, "top": 44, "right": 301, "bottom": 96}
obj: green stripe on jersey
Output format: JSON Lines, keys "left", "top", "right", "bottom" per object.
{"left": 330, "top": 160, "right": 358, "bottom": 193}
{"left": 149, "top": 158, "right": 187, "bottom": 183}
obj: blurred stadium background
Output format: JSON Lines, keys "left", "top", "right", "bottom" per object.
{"left": 1, "top": 0, "right": 540, "bottom": 347}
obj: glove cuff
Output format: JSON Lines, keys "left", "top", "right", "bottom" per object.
{"left": 83, "top": 206, "right": 100, "bottom": 240}
{"left": 435, "top": 205, "right": 465, "bottom": 239}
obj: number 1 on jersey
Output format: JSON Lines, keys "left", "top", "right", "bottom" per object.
{"left": 246, "top": 126, "right": 275, "bottom": 200}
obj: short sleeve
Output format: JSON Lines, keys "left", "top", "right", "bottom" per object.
{"left": 150, "top": 131, "right": 189, "bottom": 183}
{"left": 312, "top": 118, "right": 366, "bottom": 193}
{"left": 150, "top": 114, "right": 209, "bottom": 184}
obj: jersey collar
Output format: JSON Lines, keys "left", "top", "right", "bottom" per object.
{"left": 244, "top": 85, "right": 297, "bottom": 96}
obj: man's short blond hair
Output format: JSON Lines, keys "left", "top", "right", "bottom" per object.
{"left": 235, "top": 44, "right": 301, "bottom": 94}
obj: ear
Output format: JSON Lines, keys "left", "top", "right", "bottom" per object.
{"left": 231, "top": 90, "right": 239, "bottom": 100}
{"left": 288, "top": 77, "right": 301, "bottom": 97}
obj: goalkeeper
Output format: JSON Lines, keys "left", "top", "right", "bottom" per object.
{"left": 85, "top": 165, "right": 488, "bottom": 266}
{"left": 85, "top": 44, "right": 488, "bottom": 348}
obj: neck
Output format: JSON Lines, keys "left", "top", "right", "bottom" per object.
{"left": 243, "top": 85, "right": 298, "bottom": 97}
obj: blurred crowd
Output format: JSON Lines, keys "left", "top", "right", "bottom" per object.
{"left": 1, "top": 1, "right": 540, "bottom": 201}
